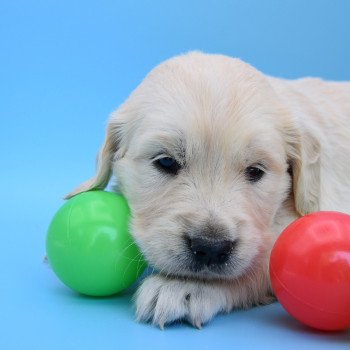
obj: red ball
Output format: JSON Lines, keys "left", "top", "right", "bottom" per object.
{"left": 270, "top": 211, "right": 350, "bottom": 331}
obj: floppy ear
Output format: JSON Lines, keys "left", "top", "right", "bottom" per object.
{"left": 65, "top": 119, "right": 120, "bottom": 199}
{"left": 289, "top": 129, "right": 321, "bottom": 216}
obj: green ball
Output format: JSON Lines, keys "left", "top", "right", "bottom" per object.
{"left": 46, "top": 191, "right": 147, "bottom": 296}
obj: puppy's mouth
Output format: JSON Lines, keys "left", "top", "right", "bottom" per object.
{"left": 187, "top": 260, "right": 238, "bottom": 279}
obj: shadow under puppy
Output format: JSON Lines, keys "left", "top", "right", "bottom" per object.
{"left": 67, "top": 52, "right": 350, "bottom": 328}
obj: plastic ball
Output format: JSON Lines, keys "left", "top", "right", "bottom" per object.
{"left": 270, "top": 211, "right": 350, "bottom": 331}
{"left": 46, "top": 191, "right": 147, "bottom": 296}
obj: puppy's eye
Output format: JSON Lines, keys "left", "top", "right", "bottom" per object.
{"left": 154, "top": 157, "right": 181, "bottom": 175}
{"left": 245, "top": 166, "right": 265, "bottom": 183}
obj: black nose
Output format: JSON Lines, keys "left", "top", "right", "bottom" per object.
{"left": 188, "top": 237, "right": 236, "bottom": 266}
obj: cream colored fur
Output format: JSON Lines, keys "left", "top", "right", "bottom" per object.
{"left": 67, "top": 52, "right": 350, "bottom": 328}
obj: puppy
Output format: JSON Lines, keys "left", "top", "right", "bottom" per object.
{"left": 68, "top": 52, "right": 350, "bottom": 328}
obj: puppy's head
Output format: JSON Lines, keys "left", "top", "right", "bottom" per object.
{"left": 68, "top": 52, "right": 316, "bottom": 281}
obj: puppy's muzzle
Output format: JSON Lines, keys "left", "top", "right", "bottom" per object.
{"left": 187, "top": 237, "right": 237, "bottom": 266}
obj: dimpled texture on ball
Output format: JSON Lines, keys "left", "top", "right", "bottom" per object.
{"left": 46, "top": 191, "right": 147, "bottom": 296}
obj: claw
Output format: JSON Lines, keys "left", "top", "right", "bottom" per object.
{"left": 191, "top": 319, "right": 202, "bottom": 330}
{"left": 195, "top": 322, "right": 202, "bottom": 330}
{"left": 157, "top": 321, "right": 165, "bottom": 330}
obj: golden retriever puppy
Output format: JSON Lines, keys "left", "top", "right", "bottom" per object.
{"left": 67, "top": 52, "right": 350, "bottom": 328}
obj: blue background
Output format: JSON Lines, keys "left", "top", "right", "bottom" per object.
{"left": 1, "top": 1, "right": 350, "bottom": 349}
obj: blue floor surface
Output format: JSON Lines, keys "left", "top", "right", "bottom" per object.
{"left": 1, "top": 197, "right": 349, "bottom": 349}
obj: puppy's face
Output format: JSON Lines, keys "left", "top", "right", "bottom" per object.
{"left": 110, "top": 53, "right": 294, "bottom": 280}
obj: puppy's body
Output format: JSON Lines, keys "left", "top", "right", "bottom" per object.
{"left": 270, "top": 77, "right": 350, "bottom": 213}
{"left": 69, "top": 52, "right": 350, "bottom": 328}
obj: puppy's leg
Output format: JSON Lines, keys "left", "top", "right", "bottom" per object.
{"left": 135, "top": 273, "right": 274, "bottom": 329}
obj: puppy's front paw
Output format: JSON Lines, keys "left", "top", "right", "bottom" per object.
{"left": 135, "top": 275, "right": 231, "bottom": 328}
